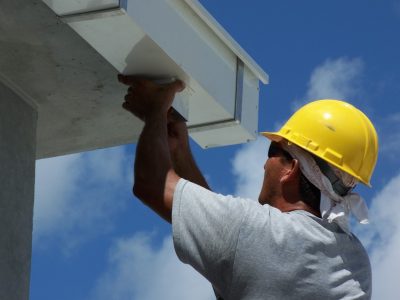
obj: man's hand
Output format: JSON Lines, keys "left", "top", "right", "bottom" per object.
{"left": 118, "top": 75, "right": 185, "bottom": 121}
{"left": 117, "top": 74, "right": 209, "bottom": 222}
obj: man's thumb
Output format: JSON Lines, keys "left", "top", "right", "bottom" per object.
{"left": 169, "top": 79, "right": 185, "bottom": 93}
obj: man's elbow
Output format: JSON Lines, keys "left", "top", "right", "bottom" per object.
{"left": 132, "top": 180, "right": 173, "bottom": 223}
{"left": 132, "top": 180, "right": 162, "bottom": 205}
{"left": 132, "top": 181, "right": 149, "bottom": 202}
{"left": 132, "top": 170, "right": 179, "bottom": 202}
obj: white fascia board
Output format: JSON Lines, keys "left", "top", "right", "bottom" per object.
{"left": 182, "top": 0, "right": 269, "bottom": 84}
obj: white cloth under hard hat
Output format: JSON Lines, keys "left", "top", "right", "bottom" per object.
{"left": 282, "top": 143, "right": 369, "bottom": 234}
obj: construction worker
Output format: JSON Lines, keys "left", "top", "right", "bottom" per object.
{"left": 118, "top": 74, "right": 377, "bottom": 300}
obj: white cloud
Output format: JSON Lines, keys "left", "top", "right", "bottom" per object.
{"left": 377, "top": 112, "right": 400, "bottom": 158}
{"left": 306, "top": 57, "right": 364, "bottom": 100}
{"left": 34, "top": 153, "right": 83, "bottom": 237}
{"left": 394, "top": 1, "right": 400, "bottom": 18}
{"left": 386, "top": 112, "right": 400, "bottom": 123}
{"left": 355, "top": 173, "right": 400, "bottom": 300}
{"left": 33, "top": 146, "right": 132, "bottom": 252}
{"left": 232, "top": 138, "right": 270, "bottom": 200}
{"left": 91, "top": 233, "right": 214, "bottom": 300}
{"left": 293, "top": 57, "right": 364, "bottom": 110}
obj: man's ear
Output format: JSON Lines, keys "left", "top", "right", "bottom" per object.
{"left": 280, "top": 159, "right": 301, "bottom": 183}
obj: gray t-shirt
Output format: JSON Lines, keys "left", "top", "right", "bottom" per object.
{"left": 172, "top": 179, "right": 372, "bottom": 300}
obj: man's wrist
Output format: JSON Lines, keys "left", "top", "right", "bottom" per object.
{"left": 170, "top": 140, "right": 192, "bottom": 158}
{"left": 144, "top": 112, "right": 168, "bottom": 124}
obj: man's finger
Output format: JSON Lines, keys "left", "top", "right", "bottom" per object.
{"left": 168, "top": 107, "right": 187, "bottom": 123}
{"left": 118, "top": 74, "right": 142, "bottom": 86}
{"left": 122, "top": 101, "right": 129, "bottom": 110}
{"left": 168, "top": 79, "right": 185, "bottom": 93}
{"left": 118, "top": 75, "right": 158, "bottom": 87}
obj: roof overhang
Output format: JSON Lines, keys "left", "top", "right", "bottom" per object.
{"left": 0, "top": 0, "right": 268, "bottom": 159}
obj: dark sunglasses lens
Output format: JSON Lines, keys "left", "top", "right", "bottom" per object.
{"left": 283, "top": 150, "right": 293, "bottom": 160}
{"left": 268, "top": 143, "right": 280, "bottom": 158}
{"left": 268, "top": 143, "right": 292, "bottom": 160}
{"left": 268, "top": 143, "right": 276, "bottom": 158}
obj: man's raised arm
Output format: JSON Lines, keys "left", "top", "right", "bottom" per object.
{"left": 118, "top": 75, "right": 184, "bottom": 223}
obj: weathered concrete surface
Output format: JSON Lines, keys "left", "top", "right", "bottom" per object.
{"left": 0, "top": 81, "right": 37, "bottom": 299}
{"left": 0, "top": 0, "right": 143, "bottom": 159}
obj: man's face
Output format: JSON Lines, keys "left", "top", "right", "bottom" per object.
{"left": 258, "top": 142, "right": 293, "bottom": 206}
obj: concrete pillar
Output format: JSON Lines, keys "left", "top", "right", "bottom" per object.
{"left": 0, "top": 80, "right": 37, "bottom": 300}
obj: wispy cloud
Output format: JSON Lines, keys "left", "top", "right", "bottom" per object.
{"left": 355, "top": 173, "right": 400, "bottom": 300}
{"left": 232, "top": 138, "right": 269, "bottom": 200}
{"left": 377, "top": 112, "right": 400, "bottom": 159}
{"left": 306, "top": 57, "right": 364, "bottom": 100}
{"left": 394, "top": 1, "right": 400, "bottom": 18}
{"left": 91, "top": 233, "right": 214, "bottom": 300}
{"left": 34, "top": 153, "right": 83, "bottom": 238}
{"left": 293, "top": 57, "right": 364, "bottom": 110}
{"left": 34, "top": 146, "right": 132, "bottom": 253}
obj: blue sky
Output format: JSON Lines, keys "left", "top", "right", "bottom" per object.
{"left": 30, "top": 1, "right": 400, "bottom": 299}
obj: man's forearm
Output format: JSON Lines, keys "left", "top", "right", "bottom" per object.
{"left": 118, "top": 75, "right": 185, "bottom": 222}
{"left": 170, "top": 146, "right": 210, "bottom": 190}
{"left": 133, "top": 114, "right": 179, "bottom": 222}
{"left": 167, "top": 116, "right": 210, "bottom": 190}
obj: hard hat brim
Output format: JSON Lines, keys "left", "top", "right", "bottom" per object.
{"left": 260, "top": 131, "right": 283, "bottom": 142}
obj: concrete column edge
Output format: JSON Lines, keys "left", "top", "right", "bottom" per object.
{"left": 0, "top": 72, "right": 39, "bottom": 111}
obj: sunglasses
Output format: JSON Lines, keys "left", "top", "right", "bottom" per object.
{"left": 268, "top": 142, "right": 293, "bottom": 161}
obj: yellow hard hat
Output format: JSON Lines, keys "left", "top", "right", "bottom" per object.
{"left": 262, "top": 99, "right": 378, "bottom": 186}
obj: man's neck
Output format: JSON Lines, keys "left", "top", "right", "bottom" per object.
{"left": 275, "top": 200, "right": 321, "bottom": 218}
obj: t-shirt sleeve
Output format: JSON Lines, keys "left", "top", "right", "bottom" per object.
{"left": 172, "top": 178, "right": 257, "bottom": 293}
